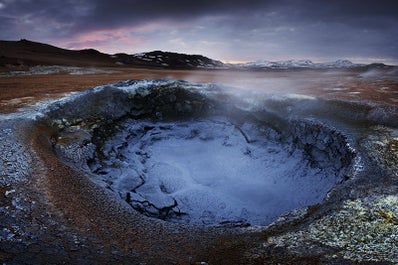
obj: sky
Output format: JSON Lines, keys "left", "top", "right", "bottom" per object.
{"left": 0, "top": 0, "right": 397, "bottom": 64}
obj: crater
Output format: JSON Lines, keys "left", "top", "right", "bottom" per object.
{"left": 46, "top": 80, "right": 356, "bottom": 227}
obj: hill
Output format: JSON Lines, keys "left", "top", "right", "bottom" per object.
{"left": 0, "top": 39, "right": 115, "bottom": 68}
{"left": 0, "top": 39, "right": 224, "bottom": 70}
{"left": 0, "top": 39, "right": 392, "bottom": 72}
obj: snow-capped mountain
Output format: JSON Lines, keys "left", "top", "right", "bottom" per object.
{"left": 317, "top": 59, "right": 361, "bottom": 68}
{"left": 130, "top": 50, "right": 225, "bottom": 69}
{"left": 243, "top": 59, "right": 315, "bottom": 69}
{"left": 239, "top": 59, "right": 365, "bottom": 69}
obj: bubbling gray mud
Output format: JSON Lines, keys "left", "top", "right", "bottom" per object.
{"left": 46, "top": 80, "right": 357, "bottom": 226}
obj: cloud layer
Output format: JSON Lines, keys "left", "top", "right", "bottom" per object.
{"left": 1, "top": 0, "right": 397, "bottom": 63}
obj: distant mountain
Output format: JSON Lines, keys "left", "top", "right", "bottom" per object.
{"left": 242, "top": 59, "right": 315, "bottom": 69}
{"left": 0, "top": 39, "right": 224, "bottom": 70}
{"left": 0, "top": 39, "right": 115, "bottom": 67}
{"left": 0, "top": 39, "right": 392, "bottom": 72}
{"left": 238, "top": 59, "right": 369, "bottom": 70}
{"left": 133, "top": 51, "right": 224, "bottom": 69}
{"left": 111, "top": 50, "right": 224, "bottom": 69}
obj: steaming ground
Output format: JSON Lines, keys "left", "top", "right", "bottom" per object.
{"left": 45, "top": 79, "right": 357, "bottom": 228}
{"left": 1, "top": 69, "right": 398, "bottom": 263}
{"left": 1, "top": 66, "right": 398, "bottom": 114}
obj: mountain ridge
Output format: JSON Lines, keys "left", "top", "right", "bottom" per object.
{"left": 0, "top": 39, "right": 392, "bottom": 71}
{"left": 0, "top": 39, "right": 224, "bottom": 70}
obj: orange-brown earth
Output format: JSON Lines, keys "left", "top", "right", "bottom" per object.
{"left": 1, "top": 67, "right": 397, "bottom": 114}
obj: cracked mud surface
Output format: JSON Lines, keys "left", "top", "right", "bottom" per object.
{"left": 86, "top": 118, "right": 352, "bottom": 227}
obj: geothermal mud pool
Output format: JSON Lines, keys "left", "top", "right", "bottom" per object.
{"left": 2, "top": 79, "right": 398, "bottom": 263}
{"left": 84, "top": 118, "right": 352, "bottom": 226}
{"left": 51, "top": 80, "right": 354, "bottom": 227}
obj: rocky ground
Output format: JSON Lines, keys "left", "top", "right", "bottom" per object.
{"left": 1, "top": 68, "right": 398, "bottom": 264}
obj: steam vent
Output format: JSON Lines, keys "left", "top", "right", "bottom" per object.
{"left": 2, "top": 80, "right": 398, "bottom": 264}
